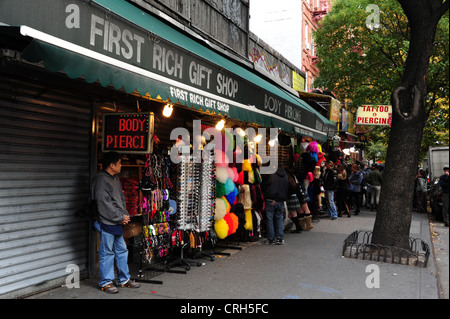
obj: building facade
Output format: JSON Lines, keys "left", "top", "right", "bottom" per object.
{"left": 302, "top": 0, "right": 332, "bottom": 92}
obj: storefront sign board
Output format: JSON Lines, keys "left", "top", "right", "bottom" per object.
{"left": 102, "top": 112, "right": 154, "bottom": 154}
{"left": 356, "top": 105, "right": 392, "bottom": 127}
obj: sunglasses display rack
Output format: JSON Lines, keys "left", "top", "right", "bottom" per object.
{"left": 199, "top": 148, "right": 215, "bottom": 233}
{"left": 176, "top": 154, "right": 200, "bottom": 231}
{"left": 166, "top": 154, "right": 202, "bottom": 271}
{"left": 166, "top": 149, "right": 217, "bottom": 270}
{"left": 196, "top": 148, "right": 216, "bottom": 261}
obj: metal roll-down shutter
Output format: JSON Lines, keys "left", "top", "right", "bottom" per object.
{"left": 0, "top": 71, "right": 92, "bottom": 298}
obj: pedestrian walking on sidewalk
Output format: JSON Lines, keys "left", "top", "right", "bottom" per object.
{"left": 439, "top": 166, "right": 449, "bottom": 227}
{"left": 262, "top": 166, "right": 289, "bottom": 245}
{"left": 286, "top": 172, "right": 303, "bottom": 233}
{"left": 297, "top": 176, "right": 314, "bottom": 230}
{"left": 91, "top": 152, "right": 141, "bottom": 294}
{"left": 415, "top": 169, "right": 428, "bottom": 214}
{"left": 362, "top": 165, "right": 372, "bottom": 208}
{"left": 336, "top": 164, "right": 350, "bottom": 217}
{"left": 323, "top": 160, "right": 338, "bottom": 220}
{"left": 310, "top": 166, "right": 322, "bottom": 218}
{"left": 369, "top": 164, "right": 383, "bottom": 211}
{"left": 349, "top": 164, "right": 364, "bottom": 215}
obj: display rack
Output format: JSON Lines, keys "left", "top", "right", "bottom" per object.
{"left": 166, "top": 149, "right": 216, "bottom": 269}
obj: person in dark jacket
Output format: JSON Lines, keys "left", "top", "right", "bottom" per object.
{"left": 262, "top": 166, "right": 289, "bottom": 245}
{"left": 349, "top": 164, "right": 364, "bottom": 215}
{"left": 91, "top": 152, "right": 140, "bottom": 293}
{"left": 286, "top": 172, "right": 303, "bottom": 233}
{"left": 323, "top": 160, "right": 338, "bottom": 220}
{"left": 415, "top": 169, "right": 428, "bottom": 214}
{"left": 369, "top": 164, "right": 383, "bottom": 211}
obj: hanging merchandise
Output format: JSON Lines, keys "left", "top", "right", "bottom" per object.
{"left": 213, "top": 135, "right": 240, "bottom": 239}
{"left": 139, "top": 153, "right": 174, "bottom": 265}
{"left": 175, "top": 151, "right": 215, "bottom": 247}
{"left": 212, "top": 131, "right": 264, "bottom": 240}
{"left": 121, "top": 177, "right": 140, "bottom": 216}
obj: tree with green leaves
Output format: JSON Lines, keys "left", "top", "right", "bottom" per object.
{"left": 314, "top": 0, "right": 448, "bottom": 249}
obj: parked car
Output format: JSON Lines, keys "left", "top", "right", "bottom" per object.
{"left": 429, "top": 177, "right": 443, "bottom": 221}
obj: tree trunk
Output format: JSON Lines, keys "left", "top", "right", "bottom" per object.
{"left": 371, "top": 0, "right": 447, "bottom": 249}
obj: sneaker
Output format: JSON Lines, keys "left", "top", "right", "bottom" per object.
{"left": 264, "top": 238, "right": 275, "bottom": 245}
{"left": 100, "top": 284, "right": 118, "bottom": 294}
{"left": 120, "top": 279, "right": 141, "bottom": 288}
{"left": 275, "top": 238, "right": 285, "bottom": 245}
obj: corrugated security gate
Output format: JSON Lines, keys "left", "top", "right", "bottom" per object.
{"left": 0, "top": 71, "right": 92, "bottom": 298}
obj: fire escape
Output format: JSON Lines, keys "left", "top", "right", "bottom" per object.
{"left": 311, "top": 0, "right": 331, "bottom": 65}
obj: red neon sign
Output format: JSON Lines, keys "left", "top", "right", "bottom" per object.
{"left": 102, "top": 113, "right": 151, "bottom": 154}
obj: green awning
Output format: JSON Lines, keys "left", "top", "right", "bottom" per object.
{"left": 19, "top": 37, "right": 274, "bottom": 128}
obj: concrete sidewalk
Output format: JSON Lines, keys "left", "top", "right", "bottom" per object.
{"left": 27, "top": 208, "right": 446, "bottom": 300}
{"left": 430, "top": 217, "right": 449, "bottom": 299}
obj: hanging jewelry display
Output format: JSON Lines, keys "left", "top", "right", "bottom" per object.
{"left": 139, "top": 153, "right": 174, "bottom": 265}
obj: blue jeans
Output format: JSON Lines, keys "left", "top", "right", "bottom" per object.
{"left": 265, "top": 200, "right": 284, "bottom": 240}
{"left": 98, "top": 229, "right": 131, "bottom": 287}
{"left": 326, "top": 190, "right": 338, "bottom": 218}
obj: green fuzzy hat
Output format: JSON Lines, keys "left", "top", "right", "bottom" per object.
{"left": 216, "top": 181, "right": 227, "bottom": 198}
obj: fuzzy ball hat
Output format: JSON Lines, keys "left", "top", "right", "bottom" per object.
{"left": 216, "top": 181, "right": 227, "bottom": 198}
{"left": 215, "top": 150, "right": 229, "bottom": 168}
{"left": 214, "top": 218, "right": 229, "bottom": 239}
{"left": 227, "top": 167, "right": 235, "bottom": 181}
{"left": 214, "top": 198, "right": 227, "bottom": 221}
{"left": 242, "top": 159, "right": 253, "bottom": 172}
{"left": 225, "top": 187, "right": 238, "bottom": 205}
{"left": 228, "top": 213, "right": 239, "bottom": 235}
{"left": 306, "top": 141, "right": 319, "bottom": 153}
{"left": 224, "top": 178, "right": 236, "bottom": 195}
{"left": 216, "top": 167, "right": 229, "bottom": 184}
{"left": 232, "top": 167, "right": 239, "bottom": 183}
{"left": 220, "top": 196, "right": 231, "bottom": 214}
{"left": 235, "top": 171, "right": 244, "bottom": 185}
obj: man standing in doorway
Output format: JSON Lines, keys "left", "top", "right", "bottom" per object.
{"left": 92, "top": 151, "right": 140, "bottom": 293}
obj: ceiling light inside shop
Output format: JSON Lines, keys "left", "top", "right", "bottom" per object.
{"left": 215, "top": 119, "right": 226, "bottom": 131}
{"left": 163, "top": 103, "right": 174, "bottom": 117}
{"left": 235, "top": 127, "right": 246, "bottom": 137}
{"left": 268, "top": 138, "right": 278, "bottom": 147}
{"left": 254, "top": 134, "right": 263, "bottom": 143}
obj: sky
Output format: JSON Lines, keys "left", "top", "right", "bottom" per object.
{"left": 249, "top": 0, "right": 303, "bottom": 68}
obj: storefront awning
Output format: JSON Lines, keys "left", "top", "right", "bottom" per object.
{"left": 0, "top": 0, "right": 334, "bottom": 141}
